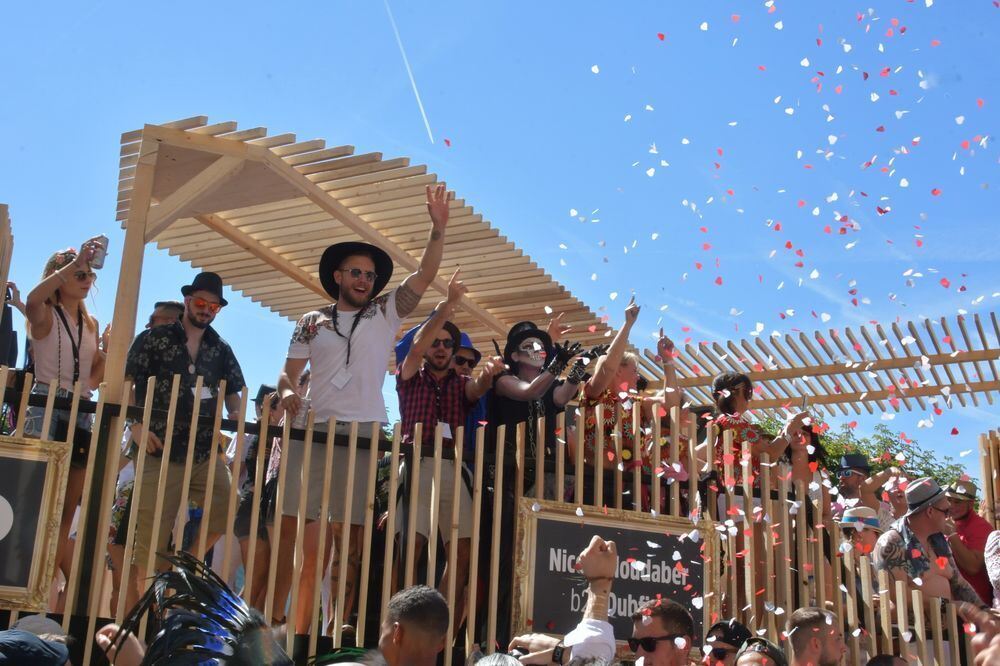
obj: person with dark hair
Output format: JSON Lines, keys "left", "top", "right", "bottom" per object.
{"left": 629, "top": 597, "right": 695, "bottom": 666}
{"left": 147, "top": 299, "right": 184, "bottom": 328}
{"left": 379, "top": 585, "right": 451, "bottom": 666}
{"left": 97, "top": 551, "right": 292, "bottom": 665}
{"left": 864, "top": 655, "right": 908, "bottom": 666}
{"left": 784, "top": 607, "right": 845, "bottom": 666}
{"left": 125, "top": 271, "right": 245, "bottom": 600}
{"left": 703, "top": 618, "right": 752, "bottom": 665}
{"left": 734, "top": 637, "right": 787, "bottom": 666}
{"left": 394, "top": 270, "right": 502, "bottom": 623}
{"left": 874, "top": 477, "right": 987, "bottom": 608}
{"left": 23, "top": 238, "right": 110, "bottom": 608}
{"left": 943, "top": 480, "right": 994, "bottom": 605}
{"left": 832, "top": 453, "right": 899, "bottom": 532}
{"left": 276, "top": 184, "right": 451, "bottom": 637}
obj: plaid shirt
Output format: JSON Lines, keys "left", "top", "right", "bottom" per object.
{"left": 397, "top": 366, "right": 474, "bottom": 447}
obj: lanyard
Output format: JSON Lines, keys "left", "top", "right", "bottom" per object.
{"left": 330, "top": 303, "right": 364, "bottom": 367}
{"left": 54, "top": 304, "right": 83, "bottom": 384}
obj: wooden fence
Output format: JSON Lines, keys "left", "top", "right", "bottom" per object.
{"left": 0, "top": 370, "right": 983, "bottom": 665}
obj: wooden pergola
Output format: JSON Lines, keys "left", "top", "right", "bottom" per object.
{"left": 115, "top": 115, "right": 617, "bottom": 357}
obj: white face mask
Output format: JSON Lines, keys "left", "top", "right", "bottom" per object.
{"left": 517, "top": 337, "right": 546, "bottom": 367}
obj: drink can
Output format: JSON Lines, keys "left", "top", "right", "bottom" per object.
{"left": 292, "top": 397, "right": 311, "bottom": 430}
{"left": 90, "top": 234, "right": 110, "bottom": 269}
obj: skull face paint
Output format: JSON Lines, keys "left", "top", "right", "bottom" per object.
{"left": 516, "top": 337, "right": 546, "bottom": 368}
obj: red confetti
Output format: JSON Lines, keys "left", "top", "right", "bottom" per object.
{"left": 444, "top": 138, "right": 451, "bottom": 147}
{"left": 931, "top": 188, "right": 942, "bottom": 196}
{"left": 951, "top": 428, "right": 960, "bottom": 435}
{"left": 657, "top": 33, "right": 665, "bottom": 41}
{"left": 940, "top": 278, "right": 951, "bottom": 288}
{"left": 714, "top": 276, "right": 723, "bottom": 286}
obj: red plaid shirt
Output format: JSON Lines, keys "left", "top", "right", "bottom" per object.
{"left": 397, "top": 366, "right": 474, "bottom": 447}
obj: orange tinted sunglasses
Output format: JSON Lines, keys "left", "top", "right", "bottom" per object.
{"left": 191, "top": 297, "right": 222, "bottom": 313}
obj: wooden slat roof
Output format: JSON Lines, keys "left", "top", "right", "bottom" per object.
{"left": 117, "top": 116, "right": 618, "bottom": 359}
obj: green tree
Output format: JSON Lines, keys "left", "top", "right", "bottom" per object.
{"left": 754, "top": 415, "right": 967, "bottom": 486}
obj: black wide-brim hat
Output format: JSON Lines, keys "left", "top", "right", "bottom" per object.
{"left": 319, "top": 241, "right": 394, "bottom": 301}
{"left": 503, "top": 321, "right": 552, "bottom": 365}
{"left": 181, "top": 271, "right": 229, "bottom": 307}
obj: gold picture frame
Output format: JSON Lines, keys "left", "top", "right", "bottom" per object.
{"left": 0, "top": 435, "right": 70, "bottom": 611}
{"left": 513, "top": 498, "right": 720, "bottom": 658}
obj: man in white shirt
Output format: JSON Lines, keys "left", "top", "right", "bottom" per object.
{"left": 274, "top": 184, "right": 452, "bottom": 639}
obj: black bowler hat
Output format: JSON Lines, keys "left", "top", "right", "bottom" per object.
{"left": 503, "top": 321, "right": 552, "bottom": 366}
{"left": 319, "top": 241, "right": 393, "bottom": 301}
{"left": 838, "top": 453, "right": 871, "bottom": 473}
{"left": 181, "top": 272, "right": 228, "bottom": 307}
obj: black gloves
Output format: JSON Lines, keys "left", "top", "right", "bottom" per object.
{"left": 566, "top": 344, "right": 610, "bottom": 384}
{"left": 545, "top": 340, "right": 583, "bottom": 376}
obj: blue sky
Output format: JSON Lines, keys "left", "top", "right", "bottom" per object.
{"left": 1, "top": 1, "right": 996, "bottom": 479}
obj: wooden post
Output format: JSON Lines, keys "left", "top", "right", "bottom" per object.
{"left": 243, "top": 399, "right": 272, "bottom": 604}
{"left": 760, "top": 453, "right": 777, "bottom": 643}
{"left": 404, "top": 423, "right": 422, "bottom": 588}
{"left": 355, "top": 421, "right": 383, "bottom": 647}
{"left": 555, "top": 412, "right": 565, "bottom": 502}
{"left": 894, "top": 580, "right": 910, "bottom": 661}
{"left": 487, "top": 425, "right": 506, "bottom": 653}
{"left": 981, "top": 432, "right": 997, "bottom": 527}
{"left": 172, "top": 376, "right": 204, "bottom": 555}
{"left": 380, "top": 425, "right": 403, "bottom": 626}
{"left": 427, "top": 426, "right": 443, "bottom": 588}
{"left": 309, "top": 419, "right": 339, "bottom": 656}
{"left": 333, "top": 421, "right": 359, "bottom": 649}
{"left": 651, "top": 410, "right": 662, "bottom": 513}
{"left": 911, "top": 589, "right": 929, "bottom": 666}
{"left": 444, "top": 427, "right": 465, "bottom": 666}
{"left": 929, "top": 596, "right": 945, "bottom": 666}
{"left": 594, "top": 405, "right": 604, "bottom": 508}
{"left": 286, "top": 411, "right": 317, "bottom": 654}
{"left": 668, "top": 406, "right": 680, "bottom": 516}
{"left": 536, "top": 415, "right": 545, "bottom": 501}
{"left": 945, "top": 601, "right": 961, "bottom": 666}
{"left": 631, "top": 401, "right": 640, "bottom": 512}
{"left": 876, "top": 569, "right": 893, "bottom": 654}
{"left": 220, "top": 389, "right": 250, "bottom": 583}
{"left": 265, "top": 412, "right": 293, "bottom": 624}
{"left": 466, "top": 425, "right": 486, "bottom": 652}
{"left": 858, "top": 555, "right": 878, "bottom": 658}
{"left": 574, "top": 405, "right": 584, "bottom": 504}
{"left": 841, "top": 549, "right": 861, "bottom": 666}
{"left": 196, "top": 379, "right": 228, "bottom": 556}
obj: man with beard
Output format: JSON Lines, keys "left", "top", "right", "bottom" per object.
{"left": 395, "top": 269, "right": 502, "bottom": 625}
{"left": 126, "top": 272, "right": 245, "bottom": 597}
{"left": 276, "top": 183, "right": 452, "bottom": 640}
{"left": 785, "top": 607, "right": 845, "bottom": 666}
{"left": 833, "top": 454, "right": 899, "bottom": 531}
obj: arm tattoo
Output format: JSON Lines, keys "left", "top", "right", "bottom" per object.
{"left": 951, "top": 569, "right": 987, "bottom": 606}
{"left": 430, "top": 229, "right": 442, "bottom": 241}
{"left": 395, "top": 283, "right": 421, "bottom": 318}
{"left": 875, "top": 532, "right": 907, "bottom": 574}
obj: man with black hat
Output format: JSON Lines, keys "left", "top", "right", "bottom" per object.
{"left": 943, "top": 479, "right": 994, "bottom": 605}
{"left": 833, "top": 454, "right": 900, "bottom": 531}
{"left": 275, "top": 183, "right": 452, "bottom": 637}
{"left": 125, "top": 271, "right": 245, "bottom": 602}
{"left": 704, "top": 619, "right": 752, "bottom": 665}
{"left": 394, "top": 269, "right": 503, "bottom": 621}
{"left": 873, "top": 477, "right": 986, "bottom": 608}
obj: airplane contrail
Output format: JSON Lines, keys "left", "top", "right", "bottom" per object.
{"left": 384, "top": 0, "right": 435, "bottom": 144}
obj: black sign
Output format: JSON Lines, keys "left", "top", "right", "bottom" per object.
{"left": 0, "top": 457, "right": 47, "bottom": 587}
{"left": 524, "top": 505, "right": 709, "bottom": 646}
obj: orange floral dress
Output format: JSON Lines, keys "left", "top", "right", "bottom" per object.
{"left": 581, "top": 387, "right": 652, "bottom": 472}
{"left": 712, "top": 413, "right": 765, "bottom": 487}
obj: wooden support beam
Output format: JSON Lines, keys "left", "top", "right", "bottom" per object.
{"left": 749, "top": 380, "right": 998, "bottom": 409}
{"left": 145, "top": 156, "right": 246, "bottom": 240}
{"left": 261, "top": 151, "right": 509, "bottom": 337}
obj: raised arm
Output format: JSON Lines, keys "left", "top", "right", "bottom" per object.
{"left": 584, "top": 297, "right": 639, "bottom": 399}
{"left": 400, "top": 269, "right": 466, "bottom": 381}
{"left": 25, "top": 237, "right": 101, "bottom": 338}
{"left": 395, "top": 183, "right": 451, "bottom": 318}
{"left": 466, "top": 356, "right": 505, "bottom": 401}
{"left": 496, "top": 340, "right": 581, "bottom": 401}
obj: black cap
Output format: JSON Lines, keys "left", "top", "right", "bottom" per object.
{"left": 838, "top": 453, "right": 871, "bottom": 473}
{"left": 706, "top": 618, "right": 752, "bottom": 650}
{"left": 0, "top": 629, "right": 70, "bottom": 665}
{"left": 181, "top": 272, "right": 228, "bottom": 307}
{"left": 253, "top": 384, "right": 277, "bottom": 405}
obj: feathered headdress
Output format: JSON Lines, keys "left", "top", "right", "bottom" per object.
{"left": 109, "top": 551, "right": 291, "bottom": 665}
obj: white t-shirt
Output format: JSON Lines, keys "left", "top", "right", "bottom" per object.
{"left": 287, "top": 291, "right": 403, "bottom": 423}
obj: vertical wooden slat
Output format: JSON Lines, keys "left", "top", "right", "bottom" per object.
{"left": 333, "top": 421, "right": 360, "bottom": 649}
{"left": 982, "top": 432, "right": 997, "bottom": 527}
{"left": 911, "top": 589, "right": 929, "bottom": 666}
{"left": 404, "top": 423, "right": 422, "bottom": 589}
{"left": 555, "top": 412, "right": 565, "bottom": 502}
{"left": 40, "top": 380, "right": 58, "bottom": 439}
{"left": 535, "top": 415, "right": 545, "bottom": 501}
{"left": 841, "top": 549, "right": 861, "bottom": 666}
{"left": 686, "top": 417, "right": 698, "bottom": 520}
{"left": 794, "top": 480, "right": 810, "bottom": 608}
{"left": 894, "top": 580, "right": 911, "bottom": 661}
{"left": 668, "top": 406, "right": 680, "bottom": 516}
{"left": 827, "top": 507, "right": 844, "bottom": 627}
{"left": 380, "top": 424, "right": 403, "bottom": 626}
{"left": 741, "top": 450, "right": 756, "bottom": 626}
{"left": 723, "top": 428, "right": 738, "bottom": 617}
{"left": 427, "top": 426, "right": 443, "bottom": 588}
{"left": 243, "top": 399, "right": 272, "bottom": 605}
{"left": 265, "top": 412, "right": 293, "bottom": 624}
{"left": 651, "top": 410, "right": 662, "bottom": 513}
{"left": 574, "top": 404, "right": 584, "bottom": 504}
{"left": 286, "top": 411, "right": 316, "bottom": 654}
{"left": 444, "top": 426, "right": 465, "bottom": 666}
{"left": 778, "top": 465, "right": 793, "bottom": 621}
{"left": 614, "top": 411, "right": 623, "bottom": 511}
{"left": 486, "top": 424, "right": 506, "bottom": 653}
{"left": 196, "top": 379, "right": 227, "bottom": 557}
{"left": 309, "top": 418, "right": 338, "bottom": 657}
{"left": 858, "top": 555, "right": 878, "bottom": 658}
{"left": 172, "top": 375, "right": 204, "bottom": 555}
{"left": 220, "top": 388, "right": 249, "bottom": 582}
{"left": 945, "top": 601, "right": 961, "bottom": 666}
{"left": 13, "top": 371, "right": 33, "bottom": 437}
{"left": 876, "top": 569, "right": 893, "bottom": 654}
{"left": 465, "top": 425, "right": 486, "bottom": 652}
{"left": 814, "top": 506, "right": 827, "bottom": 611}
{"left": 760, "top": 453, "right": 777, "bottom": 643}
{"left": 929, "top": 596, "right": 946, "bottom": 665}
{"left": 355, "top": 421, "right": 383, "bottom": 647}
{"left": 631, "top": 401, "right": 640, "bottom": 512}
{"left": 707, "top": 423, "right": 718, "bottom": 522}
{"left": 594, "top": 405, "right": 604, "bottom": 508}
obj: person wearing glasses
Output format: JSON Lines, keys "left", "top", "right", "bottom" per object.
{"left": 23, "top": 238, "right": 110, "bottom": 608}
{"left": 874, "top": 477, "right": 988, "bottom": 609}
{"left": 832, "top": 453, "right": 899, "bottom": 532}
{"left": 395, "top": 269, "right": 503, "bottom": 625}
{"left": 275, "top": 183, "right": 452, "bottom": 640}
{"left": 125, "top": 271, "right": 245, "bottom": 599}
{"left": 734, "top": 637, "right": 787, "bottom": 666}
{"left": 703, "top": 619, "right": 752, "bottom": 665}
{"left": 942, "top": 481, "right": 994, "bottom": 605}
{"left": 628, "top": 597, "right": 696, "bottom": 666}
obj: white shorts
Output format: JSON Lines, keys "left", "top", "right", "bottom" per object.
{"left": 396, "top": 457, "right": 473, "bottom": 541}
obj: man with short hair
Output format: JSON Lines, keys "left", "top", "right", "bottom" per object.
{"left": 379, "top": 585, "right": 451, "bottom": 666}
{"left": 943, "top": 480, "right": 994, "bottom": 605}
{"left": 125, "top": 272, "right": 245, "bottom": 609}
{"left": 147, "top": 300, "right": 184, "bottom": 328}
{"left": 629, "top": 597, "right": 695, "bottom": 666}
{"left": 833, "top": 454, "right": 898, "bottom": 531}
{"left": 874, "top": 477, "right": 986, "bottom": 607}
{"left": 735, "top": 638, "right": 788, "bottom": 666}
{"left": 395, "top": 270, "right": 502, "bottom": 623}
{"left": 785, "top": 607, "right": 845, "bottom": 666}
{"left": 704, "top": 619, "right": 752, "bottom": 665}
{"left": 277, "top": 184, "right": 451, "bottom": 636}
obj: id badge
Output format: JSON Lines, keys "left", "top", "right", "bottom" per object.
{"left": 440, "top": 422, "right": 453, "bottom": 440}
{"left": 192, "top": 386, "right": 213, "bottom": 400}
{"left": 332, "top": 368, "right": 352, "bottom": 389}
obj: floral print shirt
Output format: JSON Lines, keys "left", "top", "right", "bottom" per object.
{"left": 126, "top": 321, "right": 245, "bottom": 463}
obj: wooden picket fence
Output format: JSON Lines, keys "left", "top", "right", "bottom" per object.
{"left": 0, "top": 369, "right": 982, "bottom": 665}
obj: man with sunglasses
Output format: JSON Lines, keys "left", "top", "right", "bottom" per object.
{"left": 125, "top": 271, "right": 245, "bottom": 596}
{"left": 394, "top": 269, "right": 503, "bottom": 623}
{"left": 629, "top": 597, "right": 696, "bottom": 666}
{"left": 942, "top": 481, "right": 994, "bottom": 605}
{"left": 832, "top": 454, "right": 899, "bottom": 532}
{"left": 703, "top": 619, "right": 752, "bottom": 665}
{"left": 874, "top": 477, "right": 987, "bottom": 610}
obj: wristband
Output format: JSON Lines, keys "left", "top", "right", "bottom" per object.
{"left": 551, "top": 644, "right": 565, "bottom": 665}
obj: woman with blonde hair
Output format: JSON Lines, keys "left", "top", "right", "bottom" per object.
{"left": 23, "top": 237, "right": 109, "bottom": 607}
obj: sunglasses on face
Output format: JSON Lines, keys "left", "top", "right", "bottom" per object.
{"left": 837, "top": 469, "right": 863, "bottom": 479}
{"left": 74, "top": 270, "right": 97, "bottom": 282}
{"left": 453, "top": 356, "right": 477, "bottom": 368}
{"left": 627, "top": 635, "right": 686, "bottom": 653}
{"left": 191, "top": 297, "right": 222, "bottom": 313}
{"left": 709, "top": 646, "right": 736, "bottom": 660}
{"left": 338, "top": 267, "right": 378, "bottom": 282}
{"left": 431, "top": 339, "right": 455, "bottom": 349}
{"left": 929, "top": 505, "right": 951, "bottom": 517}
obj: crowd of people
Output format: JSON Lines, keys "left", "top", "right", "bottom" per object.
{"left": 4, "top": 185, "right": 1000, "bottom": 664}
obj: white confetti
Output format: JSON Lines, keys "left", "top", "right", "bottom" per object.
{"left": 955, "top": 115, "right": 965, "bottom": 125}
{"left": 590, "top": 65, "right": 600, "bottom": 74}
{"left": 543, "top": 305, "right": 553, "bottom": 315}
{"left": 646, "top": 167, "right": 655, "bottom": 177}
{"left": 900, "top": 178, "right": 909, "bottom": 188}
{"left": 774, "top": 20, "right": 784, "bottom": 30}
{"left": 800, "top": 57, "right": 810, "bottom": 67}
{"left": 575, "top": 506, "right": 584, "bottom": 517}
{"left": 700, "top": 21, "right": 709, "bottom": 31}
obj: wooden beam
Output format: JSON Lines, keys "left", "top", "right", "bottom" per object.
{"left": 145, "top": 156, "right": 246, "bottom": 240}
{"left": 750, "top": 380, "right": 999, "bottom": 410}
{"left": 261, "top": 151, "right": 509, "bottom": 336}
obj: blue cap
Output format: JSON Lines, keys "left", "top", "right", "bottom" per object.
{"left": 0, "top": 629, "right": 70, "bottom": 665}
{"left": 459, "top": 333, "right": 481, "bottom": 364}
